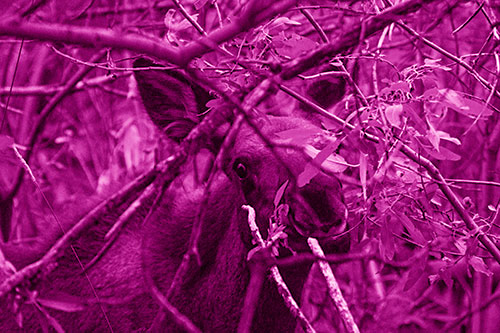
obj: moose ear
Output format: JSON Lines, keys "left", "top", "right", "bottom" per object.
{"left": 133, "top": 58, "right": 214, "bottom": 142}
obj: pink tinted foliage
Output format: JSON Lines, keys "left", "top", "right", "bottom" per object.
{"left": 0, "top": 1, "right": 499, "bottom": 332}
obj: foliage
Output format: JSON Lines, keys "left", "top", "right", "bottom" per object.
{"left": 0, "top": 0, "right": 499, "bottom": 332}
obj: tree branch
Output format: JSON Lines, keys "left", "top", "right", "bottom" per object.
{"left": 281, "top": 0, "right": 437, "bottom": 80}
{"left": 0, "top": 0, "right": 297, "bottom": 67}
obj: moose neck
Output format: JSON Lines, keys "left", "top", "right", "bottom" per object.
{"left": 142, "top": 202, "right": 311, "bottom": 332}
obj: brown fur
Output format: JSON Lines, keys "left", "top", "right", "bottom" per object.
{"left": 0, "top": 59, "right": 347, "bottom": 332}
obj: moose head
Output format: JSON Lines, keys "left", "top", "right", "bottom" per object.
{"left": 134, "top": 58, "right": 348, "bottom": 331}
{"left": 0, "top": 58, "right": 348, "bottom": 332}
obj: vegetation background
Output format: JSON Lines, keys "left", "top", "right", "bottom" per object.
{"left": 1, "top": 0, "right": 500, "bottom": 332}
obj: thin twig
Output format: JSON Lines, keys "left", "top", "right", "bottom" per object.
{"left": 280, "top": 85, "right": 500, "bottom": 264}
{"left": 282, "top": 0, "right": 438, "bottom": 79}
{"left": 0, "top": 72, "right": 130, "bottom": 96}
{"left": 171, "top": 0, "right": 207, "bottom": 36}
{"left": 397, "top": 22, "right": 500, "bottom": 98}
{"left": 0, "top": 164, "right": 159, "bottom": 298}
{"left": 307, "top": 238, "right": 359, "bottom": 333}
{"left": 8, "top": 50, "right": 106, "bottom": 222}
{"left": 242, "top": 205, "right": 316, "bottom": 333}
{"left": 0, "top": 0, "right": 297, "bottom": 67}
{"left": 145, "top": 272, "right": 202, "bottom": 333}
{"left": 83, "top": 182, "right": 159, "bottom": 272}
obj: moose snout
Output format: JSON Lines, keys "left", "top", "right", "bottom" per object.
{"left": 285, "top": 177, "right": 347, "bottom": 240}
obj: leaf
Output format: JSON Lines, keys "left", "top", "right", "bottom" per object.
{"left": 357, "top": 219, "right": 366, "bottom": 243}
{"left": 403, "top": 250, "right": 428, "bottom": 291}
{"left": 267, "top": 17, "right": 301, "bottom": 33}
{"left": 423, "top": 87, "right": 440, "bottom": 100}
{"left": 426, "top": 119, "right": 440, "bottom": 152}
{"left": 37, "top": 295, "right": 87, "bottom": 312}
{"left": 0, "top": 244, "right": 16, "bottom": 275}
{"left": 206, "top": 98, "right": 224, "bottom": 109}
{"left": 273, "top": 32, "right": 317, "bottom": 58}
{"left": 360, "top": 153, "right": 367, "bottom": 201}
{"left": 425, "top": 118, "right": 461, "bottom": 152}
{"left": 404, "top": 104, "right": 427, "bottom": 134}
{"left": 380, "top": 216, "right": 395, "bottom": 261}
{"left": 454, "top": 238, "right": 467, "bottom": 255}
{"left": 305, "top": 145, "right": 347, "bottom": 171}
{"left": 422, "top": 58, "right": 452, "bottom": 71}
{"left": 469, "top": 256, "right": 492, "bottom": 276}
{"left": 399, "top": 213, "right": 426, "bottom": 244}
{"left": 385, "top": 104, "right": 403, "bottom": 127}
{"left": 194, "top": 0, "right": 209, "bottom": 10}
{"left": 416, "top": 135, "right": 461, "bottom": 161}
{"left": 122, "top": 123, "right": 141, "bottom": 171}
{"left": 164, "top": 9, "right": 198, "bottom": 31}
{"left": 298, "top": 140, "right": 345, "bottom": 187}
{"left": 34, "top": 304, "right": 65, "bottom": 333}
{"left": 296, "top": 162, "right": 318, "bottom": 188}
{"left": 462, "top": 95, "right": 494, "bottom": 117}
{"left": 274, "top": 126, "right": 320, "bottom": 146}
{"left": 273, "top": 204, "right": 289, "bottom": 229}
{"left": 438, "top": 264, "right": 453, "bottom": 289}
{"left": 438, "top": 89, "right": 493, "bottom": 117}
{"left": 274, "top": 180, "right": 289, "bottom": 207}
{"left": 46, "top": 315, "right": 65, "bottom": 333}
{"left": 391, "top": 81, "right": 411, "bottom": 92}
{"left": 424, "top": 145, "right": 461, "bottom": 161}
{"left": 435, "top": 130, "right": 461, "bottom": 145}
{"left": 0, "top": 134, "right": 14, "bottom": 150}
{"left": 15, "top": 310, "right": 23, "bottom": 329}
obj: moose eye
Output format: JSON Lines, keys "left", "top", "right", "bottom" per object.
{"left": 233, "top": 160, "right": 248, "bottom": 179}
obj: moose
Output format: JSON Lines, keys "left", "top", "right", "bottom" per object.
{"left": 0, "top": 58, "right": 348, "bottom": 332}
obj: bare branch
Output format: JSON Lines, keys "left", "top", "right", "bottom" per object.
{"left": 0, "top": 0, "right": 297, "bottom": 67}
{"left": 308, "top": 238, "right": 359, "bottom": 333}
{"left": 242, "top": 205, "right": 316, "bottom": 333}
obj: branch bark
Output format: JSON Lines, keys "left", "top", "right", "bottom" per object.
{"left": 0, "top": 0, "right": 296, "bottom": 67}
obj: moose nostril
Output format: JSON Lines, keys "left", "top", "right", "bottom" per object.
{"left": 320, "top": 224, "right": 333, "bottom": 233}
{"left": 232, "top": 159, "right": 249, "bottom": 179}
{"left": 320, "top": 218, "right": 344, "bottom": 233}
{"left": 298, "top": 187, "right": 334, "bottom": 222}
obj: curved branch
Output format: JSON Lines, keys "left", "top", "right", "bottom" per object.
{"left": 0, "top": 19, "right": 181, "bottom": 63}
{"left": 0, "top": 0, "right": 296, "bottom": 67}
{"left": 281, "top": 84, "right": 500, "bottom": 265}
{"left": 281, "top": 0, "right": 438, "bottom": 80}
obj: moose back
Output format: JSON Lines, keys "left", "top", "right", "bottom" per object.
{"left": 0, "top": 59, "right": 348, "bottom": 332}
